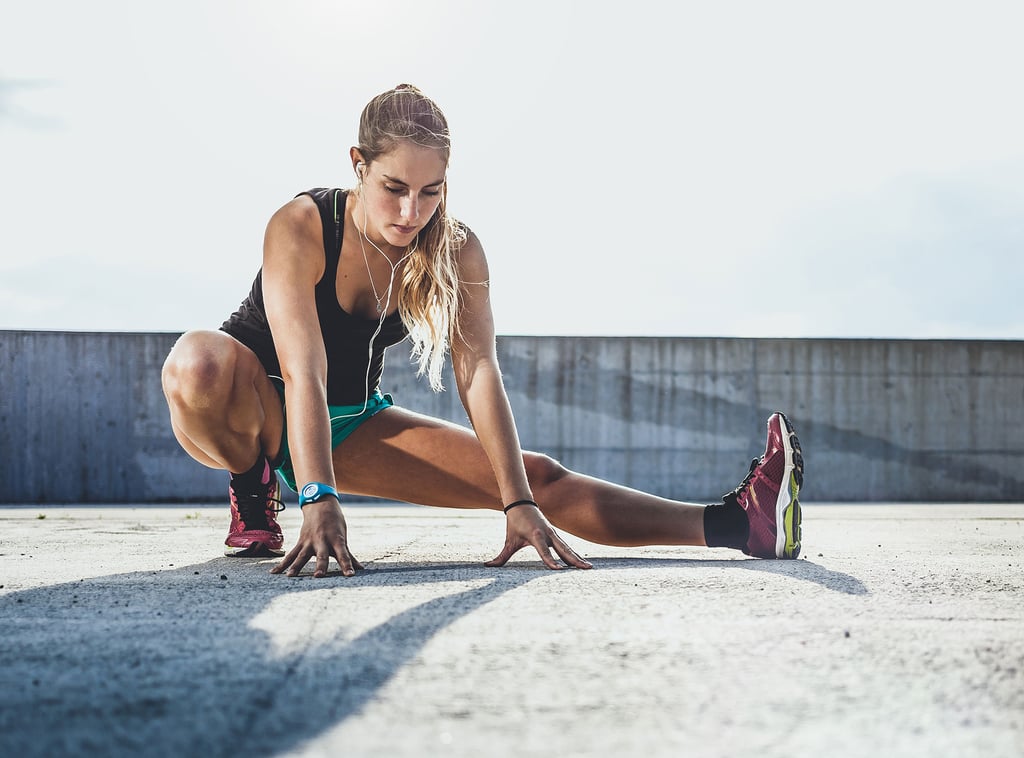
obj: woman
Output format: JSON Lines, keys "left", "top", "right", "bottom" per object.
{"left": 161, "top": 84, "right": 803, "bottom": 578}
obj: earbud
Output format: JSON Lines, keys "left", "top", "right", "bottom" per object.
{"left": 356, "top": 162, "right": 365, "bottom": 178}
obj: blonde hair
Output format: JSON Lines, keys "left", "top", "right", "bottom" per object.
{"left": 356, "top": 84, "right": 467, "bottom": 392}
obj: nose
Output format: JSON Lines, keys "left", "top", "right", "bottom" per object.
{"left": 400, "top": 194, "right": 419, "bottom": 223}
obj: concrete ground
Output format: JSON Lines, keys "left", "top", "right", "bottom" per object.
{"left": 0, "top": 503, "right": 1021, "bottom": 758}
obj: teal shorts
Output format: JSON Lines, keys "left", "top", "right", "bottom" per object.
{"left": 270, "top": 378, "right": 394, "bottom": 492}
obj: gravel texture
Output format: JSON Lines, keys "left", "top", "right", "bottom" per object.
{"left": 0, "top": 503, "right": 1021, "bottom": 757}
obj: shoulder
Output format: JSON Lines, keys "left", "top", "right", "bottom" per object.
{"left": 262, "top": 194, "right": 327, "bottom": 283}
{"left": 454, "top": 226, "right": 488, "bottom": 280}
{"left": 457, "top": 224, "right": 482, "bottom": 254}
{"left": 456, "top": 226, "right": 487, "bottom": 268}
{"left": 267, "top": 193, "right": 321, "bottom": 238}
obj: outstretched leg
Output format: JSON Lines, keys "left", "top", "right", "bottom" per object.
{"left": 332, "top": 405, "right": 708, "bottom": 547}
{"left": 333, "top": 405, "right": 803, "bottom": 558}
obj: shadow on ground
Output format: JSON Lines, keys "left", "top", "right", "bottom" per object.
{"left": 0, "top": 555, "right": 864, "bottom": 756}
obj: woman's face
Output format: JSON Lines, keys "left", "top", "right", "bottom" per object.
{"left": 356, "top": 141, "right": 447, "bottom": 249}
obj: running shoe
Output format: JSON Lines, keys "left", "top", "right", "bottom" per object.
{"left": 724, "top": 412, "right": 803, "bottom": 559}
{"left": 225, "top": 458, "right": 285, "bottom": 557}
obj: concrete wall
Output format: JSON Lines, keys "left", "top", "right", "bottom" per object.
{"left": 1, "top": 330, "right": 1021, "bottom": 504}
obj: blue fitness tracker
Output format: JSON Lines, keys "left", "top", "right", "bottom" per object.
{"left": 299, "top": 482, "right": 340, "bottom": 508}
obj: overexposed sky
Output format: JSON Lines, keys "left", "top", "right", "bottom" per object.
{"left": 1, "top": 0, "right": 1022, "bottom": 338}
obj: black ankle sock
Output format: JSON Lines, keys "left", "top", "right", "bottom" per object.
{"left": 230, "top": 453, "right": 267, "bottom": 492}
{"left": 703, "top": 498, "right": 750, "bottom": 550}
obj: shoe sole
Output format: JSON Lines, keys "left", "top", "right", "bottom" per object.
{"left": 774, "top": 412, "right": 804, "bottom": 559}
{"left": 224, "top": 542, "right": 285, "bottom": 558}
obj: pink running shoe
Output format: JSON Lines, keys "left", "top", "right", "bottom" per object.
{"left": 725, "top": 412, "right": 803, "bottom": 559}
{"left": 225, "top": 458, "right": 285, "bottom": 557}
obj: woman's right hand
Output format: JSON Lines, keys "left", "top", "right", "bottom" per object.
{"left": 270, "top": 498, "right": 363, "bottom": 578}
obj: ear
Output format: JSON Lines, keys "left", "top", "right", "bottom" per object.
{"left": 349, "top": 147, "right": 366, "bottom": 179}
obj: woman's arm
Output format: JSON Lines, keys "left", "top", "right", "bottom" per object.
{"left": 262, "top": 196, "right": 360, "bottom": 578}
{"left": 451, "top": 233, "right": 591, "bottom": 570}
{"left": 450, "top": 233, "right": 532, "bottom": 505}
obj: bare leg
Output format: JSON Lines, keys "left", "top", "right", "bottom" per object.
{"left": 161, "top": 330, "right": 284, "bottom": 473}
{"left": 333, "top": 406, "right": 706, "bottom": 547}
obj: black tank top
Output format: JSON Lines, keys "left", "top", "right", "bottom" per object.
{"left": 221, "top": 188, "right": 409, "bottom": 405}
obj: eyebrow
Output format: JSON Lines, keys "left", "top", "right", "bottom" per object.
{"left": 382, "top": 173, "right": 445, "bottom": 188}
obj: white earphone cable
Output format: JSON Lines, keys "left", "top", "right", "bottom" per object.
{"left": 327, "top": 188, "right": 416, "bottom": 423}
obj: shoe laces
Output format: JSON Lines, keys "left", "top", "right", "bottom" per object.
{"left": 235, "top": 486, "right": 285, "bottom": 529}
{"left": 722, "top": 458, "right": 760, "bottom": 505}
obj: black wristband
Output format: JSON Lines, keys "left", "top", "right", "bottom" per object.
{"left": 503, "top": 499, "right": 538, "bottom": 514}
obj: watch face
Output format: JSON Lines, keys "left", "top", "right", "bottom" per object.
{"left": 302, "top": 483, "right": 319, "bottom": 499}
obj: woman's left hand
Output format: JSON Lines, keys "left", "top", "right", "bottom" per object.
{"left": 485, "top": 504, "right": 593, "bottom": 570}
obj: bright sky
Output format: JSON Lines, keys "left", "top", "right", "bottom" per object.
{"left": 1, "top": 0, "right": 1022, "bottom": 338}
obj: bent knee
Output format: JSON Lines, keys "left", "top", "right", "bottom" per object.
{"left": 524, "top": 452, "right": 569, "bottom": 489}
{"left": 162, "top": 330, "right": 240, "bottom": 410}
